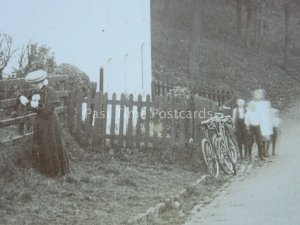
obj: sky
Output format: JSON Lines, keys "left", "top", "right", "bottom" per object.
{"left": 0, "top": 0, "right": 152, "bottom": 96}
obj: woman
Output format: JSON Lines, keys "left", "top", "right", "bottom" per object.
{"left": 19, "top": 70, "right": 69, "bottom": 177}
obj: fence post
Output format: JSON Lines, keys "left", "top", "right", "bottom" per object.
{"left": 135, "top": 94, "right": 142, "bottom": 148}
{"left": 157, "top": 81, "right": 161, "bottom": 97}
{"left": 101, "top": 93, "right": 108, "bottom": 145}
{"left": 94, "top": 92, "right": 101, "bottom": 145}
{"left": 179, "top": 117, "right": 186, "bottom": 147}
{"left": 84, "top": 84, "right": 93, "bottom": 144}
{"left": 90, "top": 82, "right": 97, "bottom": 113}
{"left": 161, "top": 102, "right": 167, "bottom": 148}
{"left": 171, "top": 116, "right": 177, "bottom": 144}
{"left": 67, "top": 77, "right": 76, "bottom": 133}
{"left": 75, "top": 93, "right": 84, "bottom": 140}
{"left": 215, "top": 89, "right": 220, "bottom": 105}
{"left": 100, "top": 67, "right": 104, "bottom": 92}
{"left": 94, "top": 67, "right": 104, "bottom": 146}
{"left": 118, "top": 93, "right": 125, "bottom": 147}
{"left": 151, "top": 81, "right": 156, "bottom": 101}
{"left": 59, "top": 81, "right": 64, "bottom": 91}
{"left": 127, "top": 94, "right": 134, "bottom": 148}
{"left": 152, "top": 100, "right": 159, "bottom": 147}
{"left": 145, "top": 94, "right": 151, "bottom": 148}
{"left": 162, "top": 82, "right": 166, "bottom": 96}
{"left": 190, "top": 93, "right": 195, "bottom": 140}
{"left": 110, "top": 93, "right": 116, "bottom": 148}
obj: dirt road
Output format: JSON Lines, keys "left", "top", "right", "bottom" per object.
{"left": 184, "top": 117, "right": 300, "bottom": 225}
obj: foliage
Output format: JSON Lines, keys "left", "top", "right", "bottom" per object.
{"left": 167, "top": 86, "right": 190, "bottom": 99}
{"left": 166, "top": 86, "right": 191, "bottom": 112}
{"left": 12, "top": 42, "right": 56, "bottom": 78}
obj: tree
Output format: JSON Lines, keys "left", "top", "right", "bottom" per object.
{"left": 236, "top": 0, "right": 242, "bottom": 36}
{"left": 12, "top": 41, "right": 56, "bottom": 78}
{"left": 283, "top": 2, "right": 289, "bottom": 71}
{"left": 245, "top": 0, "right": 253, "bottom": 47}
{"left": 0, "top": 33, "right": 17, "bottom": 80}
{"left": 188, "top": 0, "right": 203, "bottom": 81}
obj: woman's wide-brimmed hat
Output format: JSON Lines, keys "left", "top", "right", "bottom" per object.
{"left": 25, "top": 70, "right": 47, "bottom": 83}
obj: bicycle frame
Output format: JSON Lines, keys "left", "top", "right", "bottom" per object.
{"left": 214, "top": 116, "right": 230, "bottom": 152}
{"left": 201, "top": 121, "right": 219, "bottom": 159}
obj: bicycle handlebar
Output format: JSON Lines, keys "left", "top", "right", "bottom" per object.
{"left": 222, "top": 106, "right": 231, "bottom": 110}
{"left": 200, "top": 117, "right": 215, "bottom": 125}
{"left": 200, "top": 114, "right": 232, "bottom": 127}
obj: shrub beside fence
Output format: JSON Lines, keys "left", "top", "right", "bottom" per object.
{"left": 152, "top": 80, "right": 235, "bottom": 107}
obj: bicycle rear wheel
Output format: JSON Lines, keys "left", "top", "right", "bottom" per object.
{"left": 201, "top": 138, "right": 219, "bottom": 178}
{"left": 216, "top": 139, "right": 236, "bottom": 175}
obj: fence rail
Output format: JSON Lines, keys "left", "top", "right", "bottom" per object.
{"left": 1, "top": 71, "right": 235, "bottom": 154}
{"left": 0, "top": 75, "right": 76, "bottom": 146}
{"left": 0, "top": 113, "right": 36, "bottom": 128}
{"left": 82, "top": 88, "right": 222, "bottom": 149}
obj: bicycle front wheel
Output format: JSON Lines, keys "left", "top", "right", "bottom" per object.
{"left": 201, "top": 138, "right": 219, "bottom": 178}
{"left": 227, "top": 137, "right": 238, "bottom": 164}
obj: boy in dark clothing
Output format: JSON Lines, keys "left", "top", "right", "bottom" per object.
{"left": 232, "top": 99, "right": 248, "bottom": 160}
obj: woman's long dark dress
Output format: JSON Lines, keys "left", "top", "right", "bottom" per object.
{"left": 31, "top": 86, "right": 69, "bottom": 177}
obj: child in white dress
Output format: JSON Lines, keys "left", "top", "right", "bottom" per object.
{"left": 253, "top": 89, "right": 273, "bottom": 157}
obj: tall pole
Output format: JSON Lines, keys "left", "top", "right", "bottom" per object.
{"left": 141, "top": 43, "right": 145, "bottom": 90}
{"left": 124, "top": 53, "right": 128, "bottom": 95}
{"left": 284, "top": 2, "right": 289, "bottom": 72}
{"left": 99, "top": 67, "right": 104, "bottom": 93}
{"left": 106, "top": 57, "right": 112, "bottom": 91}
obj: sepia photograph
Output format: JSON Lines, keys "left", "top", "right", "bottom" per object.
{"left": 0, "top": 0, "right": 300, "bottom": 224}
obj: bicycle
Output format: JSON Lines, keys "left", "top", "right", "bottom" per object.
{"left": 212, "top": 113, "right": 238, "bottom": 164}
{"left": 200, "top": 113, "right": 237, "bottom": 177}
{"left": 200, "top": 116, "right": 220, "bottom": 177}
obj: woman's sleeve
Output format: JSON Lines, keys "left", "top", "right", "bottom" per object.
{"left": 232, "top": 108, "right": 237, "bottom": 123}
{"left": 35, "top": 87, "right": 60, "bottom": 119}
